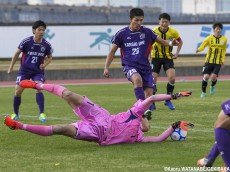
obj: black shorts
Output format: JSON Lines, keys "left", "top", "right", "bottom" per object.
{"left": 151, "top": 58, "right": 174, "bottom": 74}
{"left": 202, "top": 63, "right": 221, "bottom": 75}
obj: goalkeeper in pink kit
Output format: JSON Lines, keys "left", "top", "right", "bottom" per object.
{"left": 5, "top": 80, "right": 193, "bottom": 145}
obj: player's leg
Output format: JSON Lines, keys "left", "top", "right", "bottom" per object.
{"left": 137, "top": 91, "right": 192, "bottom": 113}
{"left": 35, "top": 89, "right": 46, "bottom": 122}
{"left": 201, "top": 74, "right": 210, "bottom": 97}
{"left": 140, "top": 94, "right": 172, "bottom": 110}
{"left": 197, "top": 142, "right": 219, "bottom": 167}
{"left": 12, "top": 85, "right": 24, "bottom": 120}
{"left": 144, "top": 87, "right": 154, "bottom": 112}
{"left": 201, "top": 63, "right": 211, "bottom": 97}
{"left": 210, "top": 64, "right": 221, "bottom": 95}
{"left": 4, "top": 116, "right": 77, "bottom": 138}
{"left": 142, "top": 68, "right": 155, "bottom": 113}
{"left": 20, "top": 80, "right": 84, "bottom": 109}
{"left": 11, "top": 74, "right": 27, "bottom": 120}
{"left": 214, "top": 108, "right": 230, "bottom": 169}
{"left": 151, "top": 58, "right": 161, "bottom": 84}
{"left": 131, "top": 94, "right": 173, "bottom": 120}
{"left": 123, "top": 65, "right": 145, "bottom": 100}
{"left": 151, "top": 58, "right": 162, "bottom": 110}
{"left": 164, "top": 59, "right": 175, "bottom": 110}
{"left": 215, "top": 128, "right": 230, "bottom": 168}
{"left": 20, "top": 80, "right": 110, "bottom": 125}
{"left": 210, "top": 73, "right": 217, "bottom": 95}
{"left": 32, "top": 74, "right": 47, "bottom": 122}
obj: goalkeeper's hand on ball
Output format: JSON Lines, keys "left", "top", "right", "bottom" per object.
{"left": 171, "top": 91, "right": 192, "bottom": 99}
{"left": 171, "top": 121, "right": 194, "bottom": 130}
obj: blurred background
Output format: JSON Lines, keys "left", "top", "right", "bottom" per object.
{"left": 0, "top": 0, "right": 229, "bottom": 24}
{"left": 0, "top": 0, "right": 229, "bottom": 81}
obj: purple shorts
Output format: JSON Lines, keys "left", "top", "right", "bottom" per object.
{"left": 123, "top": 65, "right": 154, "bottom": 88}
{"left": 221, "top": 99, "right": 230, "bottom": 116}
{"left": 71, "top": 97, "right": 111, "bottom": 143}
{"left": 16, "top": 73, "right": 45, "bottom": 85}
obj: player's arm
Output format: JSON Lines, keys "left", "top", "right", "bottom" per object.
{"left": 155, "top": 36, "right": 179, "bottom": 46}
{"left": 8, "top": 48, "right": 21, "bottom": 75}
{"left": 173, "top": 37, "right": 183, "bottom": 59}
{"left": 103, "top": 44, "right": 118, "bottom": 78}
{"left": 221, "top": 39, "right": 227, "bottom": 67}
{"left": 196, "top": 36, "right": 209, "bottom": 53}
{"left": 40, "top": 54, "right": 52, "bottom": 70}
{"left": 215, "top": 99, "right": 230, "bottom": 129}
{"left": 141, "top": 121, "right": 194, "bottom": 142}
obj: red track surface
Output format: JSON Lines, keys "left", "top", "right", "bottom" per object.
{"left": 0, "top": 75, "right": 229, "bottom": 87}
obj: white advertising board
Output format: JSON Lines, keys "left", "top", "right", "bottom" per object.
{"left": 0, "top": 24, "right": 230, "bottom": 58}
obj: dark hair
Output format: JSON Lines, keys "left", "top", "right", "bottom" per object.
{"left": 159, "top": 13, "right": 171, "bottom": 21}
{"left": 213, "top": 22, "right": 223, "bottom": 30}
{"left": 32, "top": 20, "right": 46, "bottom": 30}
{"left": 129, "top": 8, "right": 144, "bottom": 19}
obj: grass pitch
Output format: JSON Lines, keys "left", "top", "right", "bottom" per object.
{"left": 0, "top": 81, "right": 229, "bottom": 172}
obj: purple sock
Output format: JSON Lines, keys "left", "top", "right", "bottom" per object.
{"left": 134, "top": 87, "right": 145, "bottom": 100}
{"left": 36, "top": 92, "right": 44, "bottom": 114}
{"left": 206, "top": 142, "right": 219, "bottom": 161}
{"left": 215, "top": 128, "right": 230, "bottom": 167}
{"left": 13, "top": 96, "right": 21, "bottom": 115}
{"left": 21, "top": 124, "right": 53, "bottom": 136}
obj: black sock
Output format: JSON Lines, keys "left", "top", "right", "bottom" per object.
{"left": 202, "top": 80, "right": 208, "bottom": 93}
{"left": 167, "top": 82, "right": 174, "bottom": 95}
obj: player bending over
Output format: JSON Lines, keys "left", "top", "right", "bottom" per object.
{"left": 5, "top": 80, "right": 193, "bottom": 145}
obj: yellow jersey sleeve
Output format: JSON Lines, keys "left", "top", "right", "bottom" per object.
{"left": 197, "top": 35, "right": 210, "bottom": 52}
{"left": 221, "top": 36, "right": 227, "bottom": 62}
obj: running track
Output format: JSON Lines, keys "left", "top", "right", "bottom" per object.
{"left": 0, "top": 75, "right": 230, "bottom": 87}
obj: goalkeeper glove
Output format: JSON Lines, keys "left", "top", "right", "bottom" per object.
{"left": 171, "top": 91, "right": 192, "bottom": 99}
{"left": 171, "top": 121, "right": 194, "bottom": 130}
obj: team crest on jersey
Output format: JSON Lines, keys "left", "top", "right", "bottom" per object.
{"left": 41, "top": 47, "right": 46, "bottom": 52}
{"left": 221, "top": 41, "right": 225, "bottom": 45}
{"left": 140, "top": 33, "right": 145, "bottom": 40}
{"left": 211, "top": 39, "right": 213, "bottom": 44}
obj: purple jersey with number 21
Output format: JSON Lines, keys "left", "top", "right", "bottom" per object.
{"left": 18, "top": 36, "right": 53, "bottom": 74}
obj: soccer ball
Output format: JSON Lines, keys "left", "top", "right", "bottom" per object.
{"left": 170, "top": 128, "right": 187, "bottom": 141}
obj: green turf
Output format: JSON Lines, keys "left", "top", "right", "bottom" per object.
{"left": 0, "top": 81, "right": 229, "bottom": 171}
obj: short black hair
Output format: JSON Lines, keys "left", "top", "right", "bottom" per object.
{"left": 213, "top": 22, "right": 223, "bottom": 30}
{"left": 32, "top": 20, "right": 46, "bottom": 30}
{"left": 159, "top": 13, "right": 171, "bottom": 21}
{"left": 129, "top": 8, "right": 144, "bottom": 19}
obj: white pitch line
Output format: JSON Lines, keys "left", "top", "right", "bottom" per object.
{"left": 2, "top": 114, "right": 76, "bottom": 122}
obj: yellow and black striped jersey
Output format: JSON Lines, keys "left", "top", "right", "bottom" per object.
{"left": 151, "top": 26, "right": 180, "bottom": 59}
{"left": 197, "top": 35, "right": 227, "bottom": 64}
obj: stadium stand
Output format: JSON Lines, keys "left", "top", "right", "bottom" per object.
{"left": 0, "top": 2, "right": 229, "bottom": 24}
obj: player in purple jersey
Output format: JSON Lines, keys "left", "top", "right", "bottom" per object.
{"left": 7, "top": 20, "right": 53, "bottom": 122}
{"left": 103, "top": 8, "right": 179, "bottom": 118}
{"left": 4, "top": 80, "right": 193, "bottom": 146}
{"left": 197, "top": 99, "right": 230, "bottom": 171}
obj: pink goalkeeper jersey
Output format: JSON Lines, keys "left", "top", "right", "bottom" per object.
{"left": 100, "top": 110, "right": 144, "bottom": 145}
{"left": 72, "top": 97, "right": 147, "bottom": 145}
